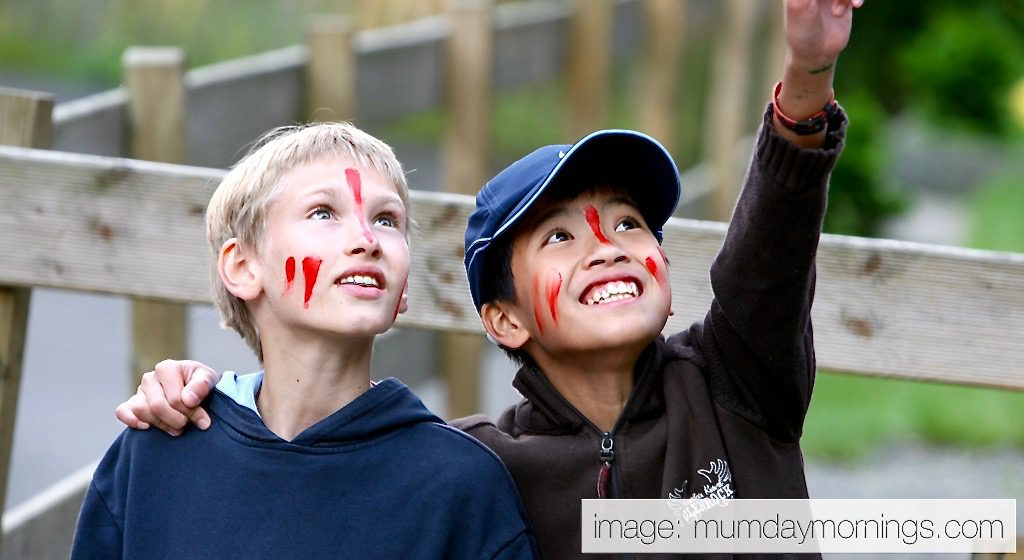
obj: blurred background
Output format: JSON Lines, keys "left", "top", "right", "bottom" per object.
{"left": 1, "top": 0, "right": 1022, "bottom": 557}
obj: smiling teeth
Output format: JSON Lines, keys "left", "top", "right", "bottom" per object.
{"left": 586, "top": 281, "right": 638, "bottom": 305}
{"left": 339, "top": 275, "right": 379, "bottom": 287}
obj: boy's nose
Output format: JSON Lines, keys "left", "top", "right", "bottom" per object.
{"left": 346, "top": 222, "right": 381, "bottom": 257}
{"left": 585, "top": 243, "right": 629, "bottom": 268}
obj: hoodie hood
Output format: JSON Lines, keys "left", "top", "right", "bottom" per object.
{"left": 208, "top": 378, "right": 443, "bottom": 447}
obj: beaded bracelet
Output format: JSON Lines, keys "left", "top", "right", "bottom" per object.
{"left": 771, "top": 81, "right": 838, "bottom": 135}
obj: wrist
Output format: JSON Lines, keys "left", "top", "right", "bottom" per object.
{"left": 777, "top": 61, "right": 835, "bottom": 120}
{"left": 771, "top": 81, "right": 837, "bottom": 136}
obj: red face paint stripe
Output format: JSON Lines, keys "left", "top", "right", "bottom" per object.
{"left": 645, "top": 256, "right": 663, "bottom": 286}
{"left": 285, "top": 257, "right": 296, "bottom": 292}
{"left": 345, "top": 168, "right": 374, "bottom": 244}
{"left": 532, "top": 275, "right": 545, "bottom": 335}
{"left": 302, "top": 256, "right": 322, "bottom": 309}
{"left": 645, "top": 256, "right": 658, "bottom": 276}
{"left": 546, "top": 272, "right": 562, "bottom": 323}
{"left": 584, "top": 205, "right": 611, "bottom": 244}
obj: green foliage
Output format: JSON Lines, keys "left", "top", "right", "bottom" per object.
{"left": 898, "top": 7, "right": 1024, "bottom": 136}
{"left": 823, "top": 93, "right": 906, "bottom": 236}
{"left": 803, "top": 372, "right": 1024, "bottom": 460}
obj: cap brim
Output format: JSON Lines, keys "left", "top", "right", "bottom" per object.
{"left": 489, "top": 129, "right": 681, "bottom": 246}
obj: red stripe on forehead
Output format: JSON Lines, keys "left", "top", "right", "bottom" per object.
{"left": 584, "top": 205, "right": 611, "bottom": 245}
{"left": 345, "top": 168, "right": 374, "bottom": 244}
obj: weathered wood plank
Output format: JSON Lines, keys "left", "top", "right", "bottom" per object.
{"left": 123, "top": 48, "right": 190, "bottom": 392}
{"left": 565, "top": 0, "right": 613, "bottom": 140}
{"left": 0, "top": 89, "right": 52, "bottom": 540}
{"left": 441, "top": 0, "right": 495, "bottom": 418}
{"left": 306, "top": 15, "right": 357, "bottom": 122}
{"left": 1, "top": 146, "right": 1022, "bottom": 390}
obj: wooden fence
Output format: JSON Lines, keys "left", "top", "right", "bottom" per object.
{"left": 1, "top": 0, "right": 1021, "bottom": 558}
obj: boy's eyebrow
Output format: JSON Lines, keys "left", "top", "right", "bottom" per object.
{"left": 529, "top": 204, "right": 572, "bottom": 229}
{"left": 605, "top": 195, "right": 638, "bottom": 209}
{"left": 299, "top": 186, "right": 343, "bottom": 201}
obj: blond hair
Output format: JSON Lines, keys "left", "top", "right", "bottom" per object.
{"left": 206, "top": 122, "right": 409, "bottom": 361}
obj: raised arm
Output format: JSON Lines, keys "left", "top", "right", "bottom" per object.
{"left": 687, "top": 0, "right": 860, "bottom": 441}
{"left": 115, "top": 360, "right": 221, "bottom": 436}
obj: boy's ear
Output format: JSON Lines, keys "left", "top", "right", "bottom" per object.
{"left": 480, "top": 301, "right": 531, "bottom": 350}
{"left": 397, "top": 282, "right": 409, "bottom": 315}
{"left": 218, "top": 238, "right": 262, "bottom": 301}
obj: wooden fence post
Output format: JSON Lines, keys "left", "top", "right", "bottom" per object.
{"left": 705, "top": 0, "right": 758, "bottom": 221}
{"left": 355, "top": 0, "right": 445, "bottom": 30}
{"left": 636, "top": 0, "right": 686, "bottom": 154}
{"left": 305, "top": 14, "right": 356, "bottom": 122}
{"left": 0, "top": 87, "right": 53, "bottom": 540}
{"left": 122, "top": 47, "right": 188, "bottom": 392}
{"left": 441, "top": 0, "right": 493, "bottom": 419}
{"left": 565, "top": 0, "right": 613, "bottom": 141}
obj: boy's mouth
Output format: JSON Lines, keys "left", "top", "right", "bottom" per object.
{"left": 579, "top": 278, "right": 641, "bottom": 305}
{"left": 335, "top": 271, "right": 385, "bottom": 289}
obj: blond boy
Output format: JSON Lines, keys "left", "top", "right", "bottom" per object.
{"left": 72, "top": 123, "right": 537, "bottom": 559}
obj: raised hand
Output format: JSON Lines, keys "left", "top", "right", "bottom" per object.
{"left": 785, "top": 0, "right": 862, "bottom": 74}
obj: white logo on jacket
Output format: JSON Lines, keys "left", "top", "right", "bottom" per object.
{"left": 667, "top": 459, "right": 734, "bottom": 521}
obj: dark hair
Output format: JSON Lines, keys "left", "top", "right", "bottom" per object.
{"left": 479, "top": 235, "right": 534, "bottom": 368}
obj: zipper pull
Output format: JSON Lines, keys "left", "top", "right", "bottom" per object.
{"left": 597, "top": 432, "right": 614, "bottom": 498}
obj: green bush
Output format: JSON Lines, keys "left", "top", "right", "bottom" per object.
{"left": 824, "top": 93, "right": 906, "bottom": 236}
{"left": 898, "top": 7, "right": 1024, "bottom": 136}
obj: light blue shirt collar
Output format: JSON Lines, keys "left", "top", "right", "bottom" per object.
{"left": 215, "top": 371, "right": 263, "bottom": 417}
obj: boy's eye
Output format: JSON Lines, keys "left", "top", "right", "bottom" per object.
{"left": 544, "top": 230, "right": 572, "bottom": 245}
{"left": 615, "top": 217, "right": 641, "bottom": 232}
{"left": 373, "top": 214, "right": 397, "bottom": 229}
{"left": 309, "top": 207, "right": 333, "bottom": 220}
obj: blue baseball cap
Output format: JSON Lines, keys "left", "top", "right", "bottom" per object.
{"left": 464, "top": 129, "right": 681, "bottom": 312}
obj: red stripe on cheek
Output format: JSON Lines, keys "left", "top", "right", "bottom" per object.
{"left": 645, "top": 256, "right": 663, "bottom": 286}
{"left": 584, "top": 205, "right": 611, "bottom": 244}
{"left": 284, "top": 257, "right": 296, "bottom": 292}
{"left": 345, "top": 168, "right": 374, "bottom": 244}
{"left": 302, "top": 256, "right": 322, "bottom": 309}
{"left": 546, "top": 272, "right": 562, "bottom": 324}
{"left": 532, "top": 275, "right": 545, "bottom": 335}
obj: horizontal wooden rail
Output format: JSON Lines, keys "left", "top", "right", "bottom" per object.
{"left": 1, "top": 145, "right": 1022, "bottom": 390}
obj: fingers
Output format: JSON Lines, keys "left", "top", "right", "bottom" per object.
{"left": 181, "top": 365, "right": 218, "bottom": 409}
{"left": 189, "top": 407, "right": 213, "bottom": 431}
{"left": 115, "top": 393, "right": 150, "bottom": 430}
{"left": 140, "top": 370, "right": 190, "bottom": 434}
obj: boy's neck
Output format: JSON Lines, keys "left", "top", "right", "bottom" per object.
{"left": 531, "top": 347, "right": 642, "bottom": 433}
{"left": 257, "top": 331, "right": 375, "bottom": 442}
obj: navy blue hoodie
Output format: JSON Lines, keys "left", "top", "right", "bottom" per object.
{"left": 72, "top": 378, "right": 538, "bottom": 559}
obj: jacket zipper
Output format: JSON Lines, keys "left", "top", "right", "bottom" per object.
{"left": 596, "top": 431, "right": 615, "bottom": 498}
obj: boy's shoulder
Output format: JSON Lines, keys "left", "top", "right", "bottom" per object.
{"left": 409, "top": 416, "right": 513, "bottom": 479}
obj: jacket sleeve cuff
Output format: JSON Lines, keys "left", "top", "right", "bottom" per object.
{"left": 755, "top": 102, "right": 848, "bottom": 189}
